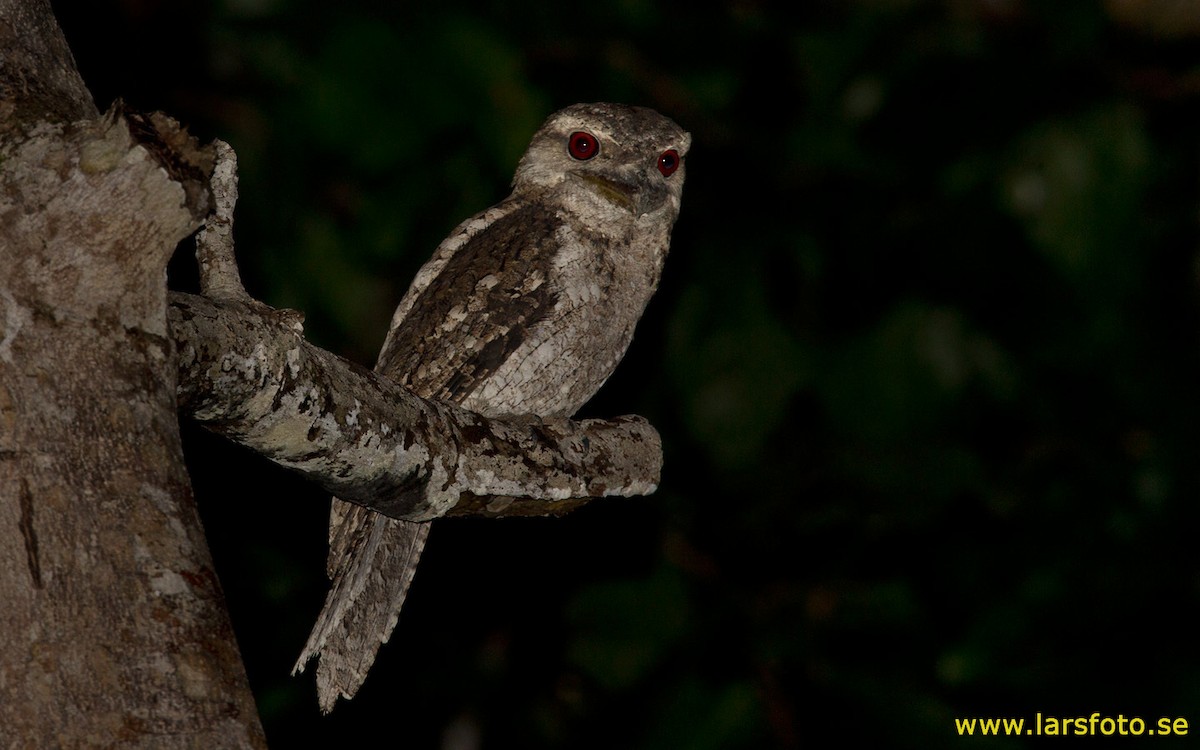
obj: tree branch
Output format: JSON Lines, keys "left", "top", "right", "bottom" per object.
{"left": 170, "top": 293, "right": 663, "bottom": 520}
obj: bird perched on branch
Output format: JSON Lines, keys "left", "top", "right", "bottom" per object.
{"left": 293, "top": 102, "right": 690, "bottom": 712}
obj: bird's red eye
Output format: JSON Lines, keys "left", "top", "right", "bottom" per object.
{"left": 568, "top": 131, "right": 599, "bottom": 160}
{"left": 658, "top": 149, "right": 679, "bottom": 176}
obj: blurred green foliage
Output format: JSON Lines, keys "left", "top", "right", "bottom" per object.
{"left": 56, "top": 0, "right": 1200, "bottom": 746}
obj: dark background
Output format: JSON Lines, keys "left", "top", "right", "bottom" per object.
{"left": 52, "top": 0, "right": 1200, "bottom": 747}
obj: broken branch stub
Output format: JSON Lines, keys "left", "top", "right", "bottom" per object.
{"left": 169, "top": 293, "right": 662, "bottom": 520}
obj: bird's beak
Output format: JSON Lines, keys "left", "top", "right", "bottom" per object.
{"left": 575, "top": 172, "right": 647, "bottom": 215}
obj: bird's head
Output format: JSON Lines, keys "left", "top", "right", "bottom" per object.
{"left": 514, "top": 103, "right": 691, "bottom": 221}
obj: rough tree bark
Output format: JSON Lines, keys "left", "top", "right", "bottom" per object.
{"left": 0, "top": 1, "right": 267, "bottom": 746}
{"left": 0, "top": 1, "right": 662, "bottom": 746}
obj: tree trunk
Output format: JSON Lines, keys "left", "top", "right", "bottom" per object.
{"left": 0, "top": 1, "right": 267, "bottom": 746}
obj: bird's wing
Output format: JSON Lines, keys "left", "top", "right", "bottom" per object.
{"left": 374, "top": 199, "right": 564, "bottom": 404}
{"left": 296, "top": 198, "right": 564, "bottom": 712}
{"left": 322, "top": 199, "right": 563, "bottom": 572}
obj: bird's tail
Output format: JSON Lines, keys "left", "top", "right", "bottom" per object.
{"left": 292, "top": 499, "right": 429, "bottom": 713}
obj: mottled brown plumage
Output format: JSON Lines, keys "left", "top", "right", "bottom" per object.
{"left": 293, "top": 103, "right": 690, "bottom": 712}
